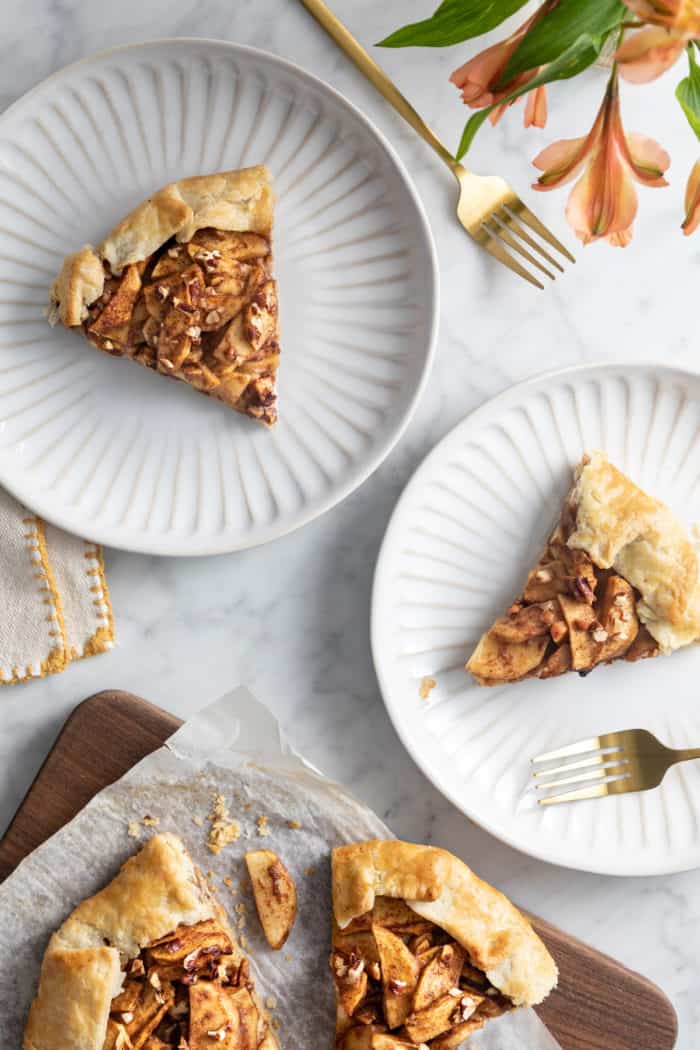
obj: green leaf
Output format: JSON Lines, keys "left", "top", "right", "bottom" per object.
{"left": 676, "top": 45, "right": 700, "bottom": 143}
{"left": 456, "top": 32, "right": 607, "bottom": 160}
{"left": 377, "top": 0, "right": 530, "bottom": 49}
{"left": 499, "top": 0, "right": 626, "bottom": 85}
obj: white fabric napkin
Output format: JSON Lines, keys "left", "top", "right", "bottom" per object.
{"left": 0, "top": 487, "right": 114, "bottom": 685}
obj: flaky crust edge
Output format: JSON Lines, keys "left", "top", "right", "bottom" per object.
{"left": 568, "top": 450, "right": 700, "bottom": 651}
{"left": 49, "top": 166, "right": 274, "bottom": 327}
{"left": 332, "top": 839, "right": 558, "bottom": 1008}
{"left": 23, "top": 832, "right": 279, "bottom": 1050}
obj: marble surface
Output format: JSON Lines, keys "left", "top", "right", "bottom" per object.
{"left": 0, "top": 0, "right": 698, "bottom": 1045}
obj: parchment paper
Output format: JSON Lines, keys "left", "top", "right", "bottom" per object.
{"left": 0, "top": 687, "right": 562, "bottom": 1049}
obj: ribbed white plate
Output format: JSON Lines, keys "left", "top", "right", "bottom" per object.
{"left": 0, "top": 39, "right": 437, "bottom": 554}
{"left": 373, "top": 363, "right": 700, "bottom": 876}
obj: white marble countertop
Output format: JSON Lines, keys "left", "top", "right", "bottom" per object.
{"left": 0, "top": 0, "right": 698, "bottom": 1045}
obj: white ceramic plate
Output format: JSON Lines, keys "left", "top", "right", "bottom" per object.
{"left": 0, "top": 39, "right": 437, "bottom": 554}
{"left": 372, "top": 363, "right": 700, "bottom": 876}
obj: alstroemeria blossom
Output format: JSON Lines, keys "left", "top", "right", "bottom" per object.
{"left": 450, "top": 3, "right": 554, "bottom": 128}
{"left": 616, "top": 26, "right": 688, "bottom": 82}
{"left": 532, "top": 78, "right": 670, "bottom": 245}
{"left": 450, "top": 30, "right": 527, "bottom": 110}
{"left": 682, "top": 159, "right": 700, "bottom": 233}
{"left": 623, "top": 0, "right": 700, "bottom": 33}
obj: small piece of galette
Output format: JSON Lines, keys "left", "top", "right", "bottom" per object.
{"left": 467, "top": 450, "right": 700, "bottom": 685}
{"left": 24, "top": 833, "right": 279, "bottom": 1050}
{"left": 330, "top": 839, "right": 557, "bottom": 1049}
{"left": 48, "top": 166, "right": 280, "bottom": 426}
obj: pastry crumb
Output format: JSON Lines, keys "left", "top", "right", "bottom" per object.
{"left": 271, "top": 1018, "right": 280, "bottom": 1030}
{"left": 223, "top": 876, "right": 233, "bottom": 887}
{"left": 419, "top": 675, "right": 436, "bottom": 700}
{"left": 287, "top": 819, "right": 302, "bottom": 829}
{"left": 284, "top": 952, "right": 292, "bottom": 963}
{"left": 256, "top": 815, "right": 271, "bottom": 837}
{"left": 265, "top": 996, "right": 277, "bottom": 1009}
{"left": 192, "top": 815, "right": 204, "bottom": 827}
{"left": 304, "top": 866, "right": 316, "bottom": 876}
{"left": 127, "top": 821, "right": 142, "bottom": 839}
{"left": 142, "top": 815, "right": 159, "bottom": 827}
{"left": 207, "top": 794, "right": 241, "bottom": 854}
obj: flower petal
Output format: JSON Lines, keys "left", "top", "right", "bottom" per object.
{"left": 565, "top": 145, "right": 638, "bottom": 245}
{"left": 623, "top": 132, "right": 670, "bottom": 186}
{"left": 677, "top": 0, "right": 700, "bottom": 34}
{"left": 682, "top": 159, "right": 700, "bottom": 234}
{"left": 607, "top": 228, "right": 635, "bottom": 247}
{"left": 622, "top": 0, "right": 700, "bottom": 32}
{"left": 532, "top": 136, "right": 590, "bottom": 189}
{"left": 616, "top": 27, "right": 686, "bottom": 83}
{"left": 524, "top": 84, "right": 548, "bottom": 129}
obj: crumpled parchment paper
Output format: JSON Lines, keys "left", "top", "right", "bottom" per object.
{"left": 0, "top": 687, "right": 562, "bottom": 1050}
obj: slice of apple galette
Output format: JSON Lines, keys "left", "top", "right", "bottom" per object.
{"left": 330, "top": 840, "right": 557, "bottom": 1049}
{"left": 467, "top": 450, "right": 700, "bottom": 685}
{"left": 48, "top": 166, "right": 280, "bottom": 426}
{"left": 24, "top": 833, "right": 279, "bottom": 1050}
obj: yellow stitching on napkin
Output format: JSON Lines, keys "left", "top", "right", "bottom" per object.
{"left": 76, "top": 542, "right": 115, "bottom": 659}
{"left": 2, "top": 516, "right": 68, "bottom": 684}
{"left": 34, "top": 517, "right": 68, "bottom": 675}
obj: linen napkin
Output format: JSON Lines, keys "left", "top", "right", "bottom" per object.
{"left": 0, "top": 487, "right": 114, "bottom": 685}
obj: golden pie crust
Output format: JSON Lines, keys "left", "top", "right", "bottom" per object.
{"left": 467, "top": 451, "right": 700, "bottom": 685}
{"left": 330, "top": 840, "right": 557, "bottom": 1049}
{"left": 24, "top": 833, "right": 279, "bottom": 1050}
{"left": 48, "top": 167, "right": 280, "bottom": 426}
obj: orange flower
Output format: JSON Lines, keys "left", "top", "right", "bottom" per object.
{"left": 682, "top": 160, "right": 700, "bottom": 233}
{"left": 616, "top": 26, "right": 688, "bottom": 82}
{"left": 532, "top": 76, "right": 669, "bottom": 245}
{"left": 622, "top": 0, "right": 700, "bottom": 33}
{"left": 450, "top": 29, "right": 528, "bottom": 110}
{"left": 450, "top": 3, "right": 554, "bottom": 128}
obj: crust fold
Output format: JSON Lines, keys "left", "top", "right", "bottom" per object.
{"left": 50, "top": 166, "right": 273, "bottom": 327}
{"left": 568, "top": 451, "right": 700, "bottom": 651}
{"left": 23, "top": 833, "right": 275, "bottom": 1050}
{"left": 332, "top": 839, "right": 558, "bottom": 1008}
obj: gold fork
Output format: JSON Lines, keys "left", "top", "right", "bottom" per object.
{"left": 531, "top": 728, "right": 700, "bottom": 805}
{"left": 299, "top": 0, "right": 574, "bottom": 289}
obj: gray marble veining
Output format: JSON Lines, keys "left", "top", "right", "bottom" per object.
{"left": 0, "top": 1, "right": 697, "bottom": 1045}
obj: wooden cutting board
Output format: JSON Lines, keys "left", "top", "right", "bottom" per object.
{"left": 0, "top": 690, "right": 677, "bottom": 1050}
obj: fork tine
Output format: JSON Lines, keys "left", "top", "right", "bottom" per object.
{"left": 484, "top": 219, "right": 556, "bottom": 280}
{"left": 533, "top": 754, "right": 629, "bottom": 780}
{"left": 509, "top": 203, "right": 576, "bottom": 263}
{"left": 496, "top": 210, "right": 563, "bottom": 273}
{"left": 532, "top": 736, "right": 606, "bottom": 764}
{"left": 534, "top": 764, "right": 630, "bottom": 792}
{"left": 538, "top": 782, "right": 612, "bottom": 806}
{"left": 481, "top": 236, "right": 544, "bottom": 290}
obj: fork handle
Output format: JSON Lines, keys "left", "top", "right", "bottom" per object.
{"left": 672, "top": 747, "right": 700, "bottom": 764}
{"left": 298, "top": 0, "right": 458, "bottom": 173}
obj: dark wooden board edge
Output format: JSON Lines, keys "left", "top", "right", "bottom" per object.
{"left": 0, "top": 691, "right": 678, "bottom": 1050}
{"left": 0, "top": 690, "right": 180, "bottom": 879}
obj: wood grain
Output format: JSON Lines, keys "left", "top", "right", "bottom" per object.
{"left": 0, "top": 690, "right": 677, "bottom": 1050}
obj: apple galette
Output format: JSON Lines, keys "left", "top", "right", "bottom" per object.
{"left": 467, "top": 450, "right": 700, "bottom": 685}
{"left": 48, "top": 167, "right": 280, "bottom": 426}
{"left": 330, "top": 839, "right": 557, "bottom": 1049}
{"left": 24, "top": 833, "right": 279, "bottom": 1050}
